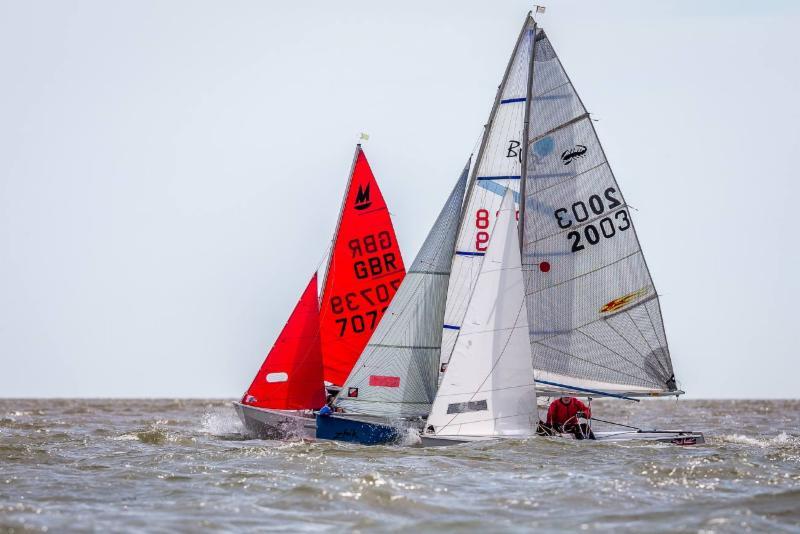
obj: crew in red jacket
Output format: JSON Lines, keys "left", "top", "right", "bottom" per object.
{"left": 543, "top": 397, "right": 595, "bottom": 439}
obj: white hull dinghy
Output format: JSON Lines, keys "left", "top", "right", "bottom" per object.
{"left": 421, "top": 430, "right": 704, "bottom": 447}
{"left": 421, "top": 12, "right": 703, "bottom": 447}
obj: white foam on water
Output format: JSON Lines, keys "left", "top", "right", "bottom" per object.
{"left": 200, "top": 407, "right": 245, "bottom": 436}
{"left": 399, "top": 427, "right": 422, "bottom": 446}
{"left": 721, "top": 431, "right": 798, "bottom": 448}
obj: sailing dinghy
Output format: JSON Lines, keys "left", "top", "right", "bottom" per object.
{"left": 315, "top": 162, "right": 469, "bottom": 444}
{"left": 315, "top": 8, "right": 540, "bottom": 446}
{"left": 423, "top": 12, "right": 703, "bottom": 446}
{"left": 234, "top": 145, "right": 406, "bottom": 439}
{"left": 421, "top": 190, "right": 539, "bottom": 445}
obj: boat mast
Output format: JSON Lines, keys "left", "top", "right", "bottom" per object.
{"left": 452, "top": 13, "right": 535, "bottom": 239}
{"left": 319, "top": 144, "right": 362, "bottom": 300}
{"left": 519, "top": 16, "right": 537, "bottom": 250}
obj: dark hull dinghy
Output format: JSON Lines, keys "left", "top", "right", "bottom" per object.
{"left": 316, "top": 162, "right": 471, "bottom": 445}
{"left": 235, "top": 146, "right": 405, "bottom": 439}
{"left": 234, "top": 403, "right": 317, "bottom": 440}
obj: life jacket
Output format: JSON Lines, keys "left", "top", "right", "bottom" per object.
{"left": 546, "top": 398, "right": 591, "bottom": 427}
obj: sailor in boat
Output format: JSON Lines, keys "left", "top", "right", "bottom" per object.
{"left": 318, "top": 394, "right": 343, "bottom": 416}
{"left": 538, "top": 397, "right": 595, "bottom": 440}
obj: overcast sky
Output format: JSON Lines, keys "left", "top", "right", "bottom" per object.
{"left": 1, "top": 0, "right": 798, "bottom": 398}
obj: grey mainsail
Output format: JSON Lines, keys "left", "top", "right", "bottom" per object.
{"left": 335, "top": 162, "right": 470, "bottom": 417}
{"left": 520, "top": 26, "right": 678, "bottom": 396}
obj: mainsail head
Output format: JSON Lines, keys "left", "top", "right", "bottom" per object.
{"left": 319, "top": 146, "right": 407, "bottom": 386}
{"left": 520, "top": 26, "right": 678, "bottom": 396}
{"left": 427, "top": 189, "right": 538, "bottom": 437}
{"left": 335, "top": 162, "right": 470, "bottom": 418}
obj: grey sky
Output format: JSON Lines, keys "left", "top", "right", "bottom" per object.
{"left": 1, "top": 1, "right": 798, "bottom": 398}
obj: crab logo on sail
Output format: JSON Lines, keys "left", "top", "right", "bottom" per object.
{"left": 561, "top": 145, "right": 587, "bottom": 165}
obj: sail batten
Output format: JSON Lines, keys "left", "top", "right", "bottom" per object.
{"left": 520, "top": 28, "right": 677, "bottom": 394}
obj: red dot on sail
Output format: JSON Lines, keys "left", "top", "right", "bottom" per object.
{"left": 539, "top": 261, "right": 551, "bottom": 273}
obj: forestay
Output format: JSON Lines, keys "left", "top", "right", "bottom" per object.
{"left": 520, "top": 27, "right": 678, "bottom": 395}
{"left": 439, "top": 16, "right": 536, "bottom": 372}
{"left": 427, "top": 190, "right": 537, "bottom": 437}
{"left": 335, "top": 163, "right": 470, "bottom": 418}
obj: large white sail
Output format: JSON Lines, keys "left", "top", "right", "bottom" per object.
{"left": 426, "top": 190, "right": 537, "bottom": 437}
{"left": 520, "top": 26, "right": 678, "bottom": 396}
{"left": 335, "top": 163, "right": 470, "bottom": 418}
{"left": 439, "top": 16, "right": 536, "bottom": 372}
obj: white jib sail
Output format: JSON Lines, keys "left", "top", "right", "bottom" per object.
{"left": 439, "top": 16, "right": 536, "bottom": 373}
{"left": 426, "top": 189, "right": 537, "bottom": 437}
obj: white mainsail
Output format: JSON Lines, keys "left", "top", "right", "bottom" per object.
{"left": 335, "top": 163, "right": 470, "bottom": 418}
{"left": 439, "top": 16, "right": 536, "bottom": 373}
{"left": 426, "top": 190, "right": 537, "bottom": 437}
{"left": 520, "top": 25, "right": 679, "bottom": 397}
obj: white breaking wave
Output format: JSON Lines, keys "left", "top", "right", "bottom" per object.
{"left": 721, "top": 432, "right": 798, "bottom": 448}
{"left": 200, "top": 407, "right": 245, "bottom": 436}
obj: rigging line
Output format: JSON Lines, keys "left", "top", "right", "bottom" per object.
{"left": 574, "top": 326, "right": 655, "bottom": 379}
{"left": 437, "top": 291, "right": 530, "bottom": 432}
{"left": 450, "top": 323, "right": 528, "bottom": 337}
{"left": 589, "top": 417, "right": 647, "bottom": 432}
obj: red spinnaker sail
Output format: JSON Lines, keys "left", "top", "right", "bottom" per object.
{"left": 241, "top": 274, "right": 326, "bottom": 410}
{"left": 320, "top": 146, "right": 406, "bottom": 386}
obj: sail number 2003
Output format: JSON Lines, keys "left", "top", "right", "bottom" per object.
{"left": 553, "top": 187, "right": 631, "bottom": 253}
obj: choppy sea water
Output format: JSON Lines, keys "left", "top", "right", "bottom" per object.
{"left": 1, "top": 399, "right": 798, "bottom": 533}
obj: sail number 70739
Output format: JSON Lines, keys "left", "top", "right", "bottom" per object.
{"left": 553, "top": 187, "right": 631, "bottom": 253}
